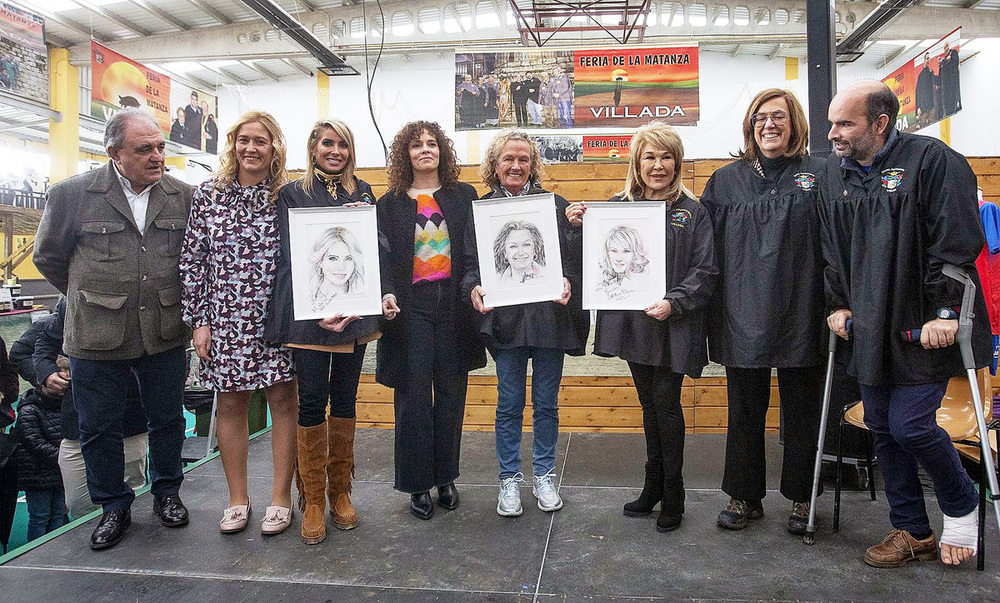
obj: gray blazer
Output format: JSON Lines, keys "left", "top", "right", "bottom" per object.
{"left": 34, "top": 162, "right": 194, "bottom": 361}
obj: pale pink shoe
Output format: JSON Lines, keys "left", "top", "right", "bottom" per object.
{"left": 261, "top": 505, "right": 293, "bottom": 536}
{"left": 219, "top": 501, "right": 251, "bottom": 534}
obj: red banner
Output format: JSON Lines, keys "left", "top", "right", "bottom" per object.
{"left": 882, "top": 28, "right": 962, "bottom": 133}
{"left": 91, "top": 42, "right": 171, "bottom": 132}
{"left": 582, "top": 136, "right": 633, "bottom": 162}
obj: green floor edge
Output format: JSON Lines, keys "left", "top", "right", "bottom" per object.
{"left": 0, "top": 426, "right": 273, "bottom": 567}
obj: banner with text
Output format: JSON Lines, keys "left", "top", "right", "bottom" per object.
{"left": 582, "top": 135, "right": 633, "bottom": 162}
{"left": 881, "top": 28, "right": 961, "bottom": 134}
{"left": 0, "top": 2, "right": 48, "bottom": 104}
{"left": 455, "top": 45, "right": 698, "bottom": 132}
{"left": 91, "top": 41, "right": 219, "bottom": 154}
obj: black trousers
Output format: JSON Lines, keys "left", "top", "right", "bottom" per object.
{"left": 628, "top": 363, "right": 686, "bottom": 516}
{"left": 393, "top": 280, "right": 468, "bottom": 493}
{"left": 722, "top": 365, "right": 824, "bottom": 502}
{"left": 514, "top": 101, "right": 528, "bottom": 127}
{"left": 293, "top": 345, "right": 366, "bottom": 427}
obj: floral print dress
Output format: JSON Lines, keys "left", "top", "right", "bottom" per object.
{"left": 180, "top": 178, "right": 293, "bottom": 392}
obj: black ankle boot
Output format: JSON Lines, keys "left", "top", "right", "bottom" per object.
{"left": 656, "top": 509, "right": 682, "bottom": 533}
{"left": 623, "top": 476, "right": 663, "bottom": 517}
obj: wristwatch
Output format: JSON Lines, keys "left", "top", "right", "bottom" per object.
{"left": 936, "top": 307, "right": 960, "bottom": 320}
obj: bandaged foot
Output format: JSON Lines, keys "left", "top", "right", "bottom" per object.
{"left": 940, "top": 506, "right": 978, "bottom": 565}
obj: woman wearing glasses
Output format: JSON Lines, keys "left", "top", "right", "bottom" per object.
{"left": 701, "top": 89, "right": 827, "bottom": 535}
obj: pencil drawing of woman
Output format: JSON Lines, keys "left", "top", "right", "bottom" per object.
{"left": 596, "top": 224, "right": 649, "bottom": 300}
{"left": 308, "top": 226, "right": 365, "bottom": 312}
{"left": 493, "top": 220, "right": 546, "bottom": 285}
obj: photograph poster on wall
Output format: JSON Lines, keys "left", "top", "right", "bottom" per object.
{"left": 473, "top": 193, "right": 565, "bottom": 308}
{"left": 582, "top": 201, "right": 666, "bottom": 310}
{"left": 287, "top": 205, "right": 383, "bottom": 321}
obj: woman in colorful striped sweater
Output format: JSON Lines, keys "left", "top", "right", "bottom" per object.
{"left": 376, "top": 121, "right": 486, "bottom": 520}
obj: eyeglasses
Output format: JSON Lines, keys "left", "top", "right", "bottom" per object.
{"left": 751, "top": 111, "right": 788, "bottom": 128}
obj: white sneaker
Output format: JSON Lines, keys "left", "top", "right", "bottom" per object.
{"left": 497, "top": 473, "right": 524, "bottom": 517}
{"left": 532, "top": 471, "right": 563, "bottom": 512}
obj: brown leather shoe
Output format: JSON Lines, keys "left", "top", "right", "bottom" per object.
{"left": 327, "top": 416, "right": 359, "bottom": 530}
{"left": 864, "top": 529, "right": 938, "bottom": 568}
{"left": 296, "top": 423, "right": 328, "bottom": 545}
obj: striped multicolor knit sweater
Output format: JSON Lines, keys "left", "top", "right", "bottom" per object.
{"left": 412, "top": 193, "right": 452, "bottom": 283}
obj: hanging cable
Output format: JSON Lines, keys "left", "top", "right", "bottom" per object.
{"left": 362, "top": 0, "right": 389, "bottom": 160}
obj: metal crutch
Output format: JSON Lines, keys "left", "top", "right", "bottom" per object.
{"left": 804, "top": 319, "right": 848, "bottom": 545}
{"left": 941, "top": 264, "right": 1000, "bottom": 536}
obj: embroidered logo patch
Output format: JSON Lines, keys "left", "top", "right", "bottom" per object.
{"left": 881, "top": 168, "right": 905, "bottom": 192}
{"left": 670, "top": 209, "right": 692, "bottom": 228}
{"left": 360, "top": 192, "right": 375, "bottom": 205}
{"left": 793, "top": 172, "right": 817, "bottom": 191}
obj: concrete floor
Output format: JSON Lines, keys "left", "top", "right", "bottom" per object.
{"left": 2, "top": 429, "right": 998, "bottom": 602}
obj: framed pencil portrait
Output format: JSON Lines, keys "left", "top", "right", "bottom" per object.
{"left": 582, "top": 201, "right": 667, "bottom": 310}
{"left": 287, "top": 205, "right": 383, "bottom": 320}
{"left": 473, "top": 193, "right": 565, "bottom": 308}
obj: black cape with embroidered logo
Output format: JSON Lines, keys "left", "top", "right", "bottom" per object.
{"left": 591, "top": 193, "right": 718, "bottom": 377}
{"left": 701, "top": 155, "right": 827, "bottom": 368}
{"left": 819, "top": 131, "right": 991, "bottom": 386}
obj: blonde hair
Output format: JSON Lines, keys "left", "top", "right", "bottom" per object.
{"left": 478, "top": 128, "right": 545, "bottom": 191}
{"left": 213, "top": 111, "right": 288, "bottom": 202}
{"left": 621, "top": 122, "right": 693, "bottom": 202}
{"left": 302, "top": 118, "right": 358, "bottom": 196}
{"left": 737, "top": 88, "right": 809, "bottom": 162}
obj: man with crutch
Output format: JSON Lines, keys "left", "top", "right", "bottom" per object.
{"left": 820, "top": 80, "right": 992, "bottom": 567}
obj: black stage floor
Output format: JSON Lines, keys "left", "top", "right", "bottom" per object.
{"left": 2, "top": 430, "right": 999, "bottom": 602}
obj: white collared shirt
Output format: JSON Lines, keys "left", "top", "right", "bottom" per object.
{"left": 112, "top": 161, "right": 153, "bottom": 235}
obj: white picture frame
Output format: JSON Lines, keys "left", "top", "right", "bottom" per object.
{"left": 473, "top": 193, "right": 565, "bottom": 308}
{"left": 287, "top": 205, "right": 383, "bottom": 320}
{"left": 582, "top": 201, "right": 667, "bottom": 310}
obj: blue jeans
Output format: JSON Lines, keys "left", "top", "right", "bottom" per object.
{"left": 526, "top": 99, "right": 543, "bottom": 125}
{"left": 557, "top": 100, "right": 573, "bottom": 127}
{"left": 71, "top": 346, "right": 187, "bottom": 512}
{"left": 860, "top": 381, "right": 979, "bottom": 535}
{"left": 494, "top": 346, "right": 564, "bottom": 479}
{"left": 24, "top": 487, "right": 67, "bottom": 541}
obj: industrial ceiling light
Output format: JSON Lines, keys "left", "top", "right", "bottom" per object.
{"left": 239, "top": 0, "right": 359, "bottom": 76}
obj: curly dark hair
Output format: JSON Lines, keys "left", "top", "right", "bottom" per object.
{"left": 386, "top": 121, "right": 461, "bottom": 194}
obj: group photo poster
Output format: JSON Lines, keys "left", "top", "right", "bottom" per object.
{"left": 455, "top": 46, "right": 699, "bottom": 131}
{"left": 582, "top": 201, "right": 666, "bottom": 311}
{"left": 287, "top": 205, "right": 383, "bottom": 321}
{"left": 455, "top": 49, "right": 575, "bottom": 130}
{"left": 91, "top": 41, "right": 219, "bottom": 155}
{"left": 530, "top": 135, "right": 583, "bottom": 164}
{"left": 882, "top": 28, "right": 961, "bottom": 133}
{"left": 0, "top": 1, "right": 48, "bottom": 104}
{"left": 473, "top": 193, "right": 564, "bottom": 308}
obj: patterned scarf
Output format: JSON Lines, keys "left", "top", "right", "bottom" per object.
{"left": 314, "top": 164, "right": 342, "bottom": 199}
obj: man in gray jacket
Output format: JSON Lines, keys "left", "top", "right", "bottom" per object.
{"left": 34, "top": 108, "right": 193, "bottom": 551}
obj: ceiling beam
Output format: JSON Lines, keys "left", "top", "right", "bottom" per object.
{"left": 127, "top": 0, "right": 192, "bottom": 32}
{"left": 197, "top": 62, "right": 251, "bottom": 86}
{"left": 240, "top": 60, "right": 280, "bottom": 82}
{"left": 768, "top": 42, "right": 785, "bottom": 59}
{"left": 965, "top": 0, "right": 986, "bottom": 7}
{"left": 73, "top": 0, "right": 153, "bottom": 37}
{"left": 185, "top": 0, "right": 233, "bottom": 25}
{"left": 281, "top": 58, "right": 314, "bottom": 77}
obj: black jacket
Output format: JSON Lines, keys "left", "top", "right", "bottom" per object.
{"left": 264, "top": 176, "right": 382, "bottom": 347}
{"left": 13, "top": 390, "right": 63, "bottom": 491}
{"left": 375, "top": 183, "right": 487, "bottom": 388}
{"left": 10, "top": 318, "right": 48, "bottom": 386}
{"left": 701, "top": 156, "right": 827, "bottom": 368}
{"left": 819, "top": 131, "right": 991, "bottom": 385}
{"left": 461, "top": 185, "right": 589, "bottom": 354}
{"left": 592, "top": 194, "right": 718, "bottom": 376}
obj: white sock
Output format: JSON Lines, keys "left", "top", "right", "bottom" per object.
{"left": 940, "top": 506, "right": 979, "bottom": 555}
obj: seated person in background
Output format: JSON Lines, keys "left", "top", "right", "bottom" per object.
{"left": 28, "top": 298, "right": 149, "bottom": 519}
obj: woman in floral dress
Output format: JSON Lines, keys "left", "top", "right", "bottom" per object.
{"left": 180, "top": 111, "right": 298, "bottom": 536}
